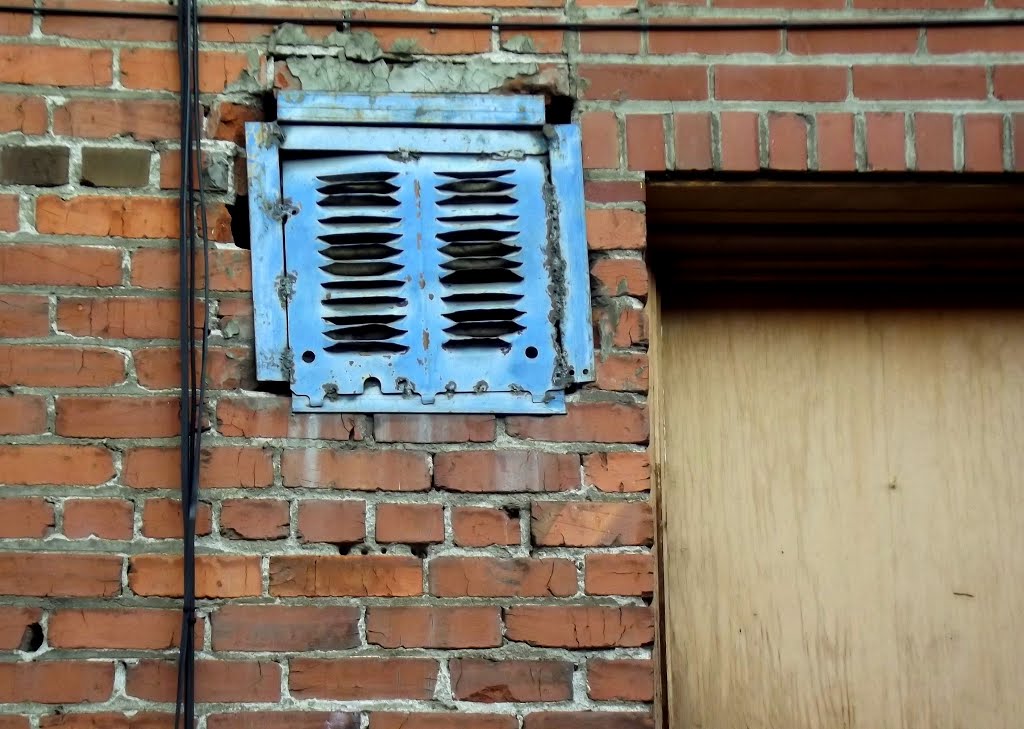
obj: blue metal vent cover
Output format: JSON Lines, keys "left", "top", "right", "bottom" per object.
{"left": 246, "top": 93, "right": 593, "bottom": 414}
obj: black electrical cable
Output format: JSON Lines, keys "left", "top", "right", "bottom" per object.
{"left": 1, "top": 2, "right": 1023, "bottom": 32}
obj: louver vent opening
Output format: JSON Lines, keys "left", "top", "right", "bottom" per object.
{"left": 437, "top": 171, "right": 526, "bottom": 352}
{"left": 316, "top": 171, "right": 410, "bottom": 355}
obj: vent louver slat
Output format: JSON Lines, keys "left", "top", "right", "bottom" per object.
{"left": 436, "top": 171, "right": 526, "bottom": 352}
{"left": 316, "top": 171, "right": 410, "bottom": 355}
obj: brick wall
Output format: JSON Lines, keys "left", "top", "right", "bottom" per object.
{"left": 0, "top": 0, "right": 1021, "bottom": 726}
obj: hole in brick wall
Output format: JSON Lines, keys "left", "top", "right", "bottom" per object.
{"left": 335, "top": 542, "right": 363, "bottom": 555}
{"left": 545, "top": 94, "right": 575, "bottom": 125}
{"left": 502, "top": 506, "right": 520, "bottom": 520}
{"left": 410, "top": 544, "right": 429, "bottom": 559}
{"left": 228, "top": 196, "right": 250, "bottom": 250}
{"left": 251, "top": 380, "right": 292, "bottom": 397}
{"left": 20, "top": 623, "right": 43, "bottom": 652}
{"left": 379, "top": 547, "right": 388, "bottom": 554}
{"left": 260, "top": 91, "right": 278, "bottom": 123}
{"left": 641, "top": 592, "right": 654, "bottom": 606}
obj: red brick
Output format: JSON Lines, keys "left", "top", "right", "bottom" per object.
{"left": 816, "top": 113, "right": 856, "bottom": 172}
{"left": 584, "top": 452, "right": 650, "bottom": 492}
{"left": 356, "top": 11, "right": 492, "bottom": 54}
{"left": 0, "top": 553, "right": 121, "bottom": 596}
{"left": 592, "top": 257, "right": 648, "bottom": 297}
{"left": 450, "top": 659, "right": 572, "bottom": 702}
{"left": 48, "top": 609, "right": 192, "bottom": 649}
{"left": 38, "top": 713, "right": 174, "bottom": 729}
{"left": 0, "top": 662, "right": 114, "bottom": 703}
{"left": 581, "top": 111, "right": 620, "bottom": 169}
{"left": 580, "top": 27, "right": 640, "bottom": 54}
{"left": 290, "top": 658, "right": 437, "bottom": 700}
{"left": 0, "top": 346, "right": 126, "bottom": 387}
{"left": 126, "top": 660, "right": 280, "bottom": 703}
{"left": 588, "top": 659, "right": 655, "bottom": 701}
{"left": 134, "top": 346, "right": 255, "bottom": 390}
{"left": 63, "top": 498, "right": 133, "bottom": 540}
{"left": 0, "top": 45, "right": 112, "bottom": 87}
{"left": 56, "top": 396, "right": 178, "bottom": 438}
{"left": 625, "top": 115, "right": 667, "bottom": 172}
{"left": 0, "top": 607, "right": 42, "bottom": 650}
{"left": 37, "top": 196, "right": 229, "bottom": 241}
{"left": 270, "top": 555, "right": 423, "bottom": 597}
{"left": 0, "top": 445, "right": 114, "bottom": 486}
{"left": 650, "top": 28, "right": 781, "bottom": 55}
{"left": 674, "top": 112, "right": 713, "bottom": 170}
{"left": 586, "top": 208, "right": 645, "bottom": 252}
{"left": 1015, "top": 114, "right": 1024, "bottom": 170}
{"left": 854, "top": 65, "right": 987, "bottom": 100}
{"left": 532, "top": 501, "right": 653, "bottom": 547}
{"left": 434, "top": 451, "right": 580, "bottom": 493}
{"left": 141, "top": 498, "right": 213, "bottom": 539}
{"left": 719, "top": 111, "right": 760, "bottom": 171}
{"left": 0, "top": 498, "right": 54, "bottom": 538}
{"left": 994, "top": 66, "right": 1024, "bottom": 100}
{"left": 789, "top": 28, "right": 918, "bottom": 54}
{"left": 370, "top": 715, "right": 516, "bottom": 729}
{"left": 429, "top": 0, "right": 557, "bottom": 6}
{"left": 123, "top": 447, "right": 273, "bottom": 489}
{"left": 585, "top": 553, "right": 655, "bottom": 596}
{"left": 453, "top": 507, "right": 520, "bottom": 547}
{"left": 711, "top": 0, "right": 841, "bottom": 7}
{"left": 54, "top": 99, "right": 180, "bottom": 141}
{"left": 579, "top": 64, "right": 708, "bottom": 101}
{"left": 208, "top": 713, "right": 358, "bottom": 729}
{"left": 768, "top": 113, "right": 809, "bottom": 170}
{"left": 507, "top": 402, "right": 648, "bottom": 444}
{"left": 0, "top": 245, "right": 121, "bottom": 286}
{"left": 524, "top": 714, "right": 653, "bottom": 729}
{"left": 0, "top": 292, "right": 47, "bottom": 335}
{"left": 0, "top": 719, "right": 29, "bottom": 729}
{"left": 40, "top": 0, "right": 175, "bottom": 40}
{"left": 506, "top": 606, "right": 655, "bottom": 648}
{"left": 0, "top": 395, "right": 46, "bottom": 436}
{"left": 964, "top": 114, "right": 1005, "bottom": 172}
{"left": 212, "top": 605, "right": 360, "bottom": 651}
{"left": 866, "top": 112, "right": 907, "bottom": 171}
{"left": 376, "top": 503, "right": 443, "bottom": 544}
{"left": 205, "top": 102, "right": 263, "bottom": 145}
{"left": 928, "top": 26, "right": 1024, "bottom": 53}
{"left": 0, "top": 95, "right": 46, "bottom": 134}
{"left": 0, "top": 195, "right": 17, "bottom": 232}
{"left": 585, "top": 180, "right": 645, "bottom": 205}
{"left": 499, "top": 15, "right": 564, "bottom": 54}
{"left": 221, "top": 499, "right": 289, "bottom": 540}
{"left": 367, "top": 606, "right": 501, "bottom": 648}
{"left": 373, "top": 414, "right": 495, "bottom": 443}
{"left": 296, "top": 500, "right": 366, "bottom": 544}
{"left": 216, "top": 396, "right": 362, "bottom": 440}
{"left": 0, "top": 7, "right": 28, "bottom": 34}
{"left": 282, "top": 449, "right": 430, "bottom": 491}
{"left": 856, "top": 0, "right": 982, "bottom": 7}
{"left": 429, "top": 557, "right": 577, "bottom": 597}
{"left": 57, "top": 297, "right": 184, "bottom": 339}
{"left": 716, "top": 65, "right": 846, "bottom": 101}
{"left": 595, "top": 353, "right": 649, "bottom": 392}
{"left": 129, "top": 555, "right": 261, "bottom": 598}
{"left": 595, "top": 302, "right": 648, "bottom": 348}
{"left": 121, "top": 49, "right": 255, "bottom": 93}
{"left": 131, "top": 247, "right": 251, "bottom": 292}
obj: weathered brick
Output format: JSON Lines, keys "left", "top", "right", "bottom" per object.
{"left": 130, "top": 247, "right": 252, "bottom": 291}
{"left": 367, "top": 607, "right": 501, "bottom": 649}
{"left": 581, "top": 111, "right": 620, "bottom": 169}
{"left": 0, "top": 607, "right": 42, "bottom": 650}
{"left": 0, "top": 45, "right": 112, "bottom": 87}
{"left": 370, "top": 715, "right": 516, "bottom": 729}
{"left": 585, "top": 553, "right": 655, "bottom": 596}
{"left": 290, "top": 658, "right": 437, "bottom": 700}
{"left": 452, "top": 506, "right": 520, "bottom": 547}
{"left": 0, "top": 394, "right": 46, "bottom": 436}
{"left": 0, "top": 95, "right": 46, "bottom": 134}
{"left": 0, "top": 244, "right": 122, "bottom": 286}
{"left": 373, "top": 414, "right": 495, "bottom": 443}
{"left": 450, "top": 659, "right": 572, "bottom": 702}
{"left": 586, "top": 208, "right": 645, "bottom": 251}
{"left": 121, "top": 49, "right": 256, "bottom": 93}
{"left": 0, "top": 346, "right": 127, "bottom": 387}
{"left": 866, "top": 112, "right": 908, "bottom": 172}
{"left": 208, "top": 713, "right": 358, "bottom": 729}
{"left": 524, "top": 713, "right": 654, "bottom": 729}
{"left": 580, "top": 65, "right": 708, "bottom": 101}
{"left": 212, "top": 605, "right": 360, "bottom": 651}
{"left": 505, "top": 607, "right": 655, "bottom": 648}
{"left": 56, "top": 396, "right": 178, "bottom": 438}
{"left": 854, "top": 65, "right": 987, "bottom": 100}
{"left": 674, "top": 111, "right": 714, "bottom": 170}
{"left": 0, "top": 195, "right": 17, "bottom": 231}
{"left": 0, "top": 445, "right": 115, "bottom": 486}
{"left": 141, "top": 498, "right": 213, "bottom": 539}
{"left": 594, "top": 302, "right": 648, "bottom": 348}
{"left": 768, "top": 113, "right": 809, "bottom": 170}
{"left": 38, "top": 713, "right": 175, "bottom": 729}
{"left": 914, "top": 113, "right": 955, "bottom": 172}
{"left": 48, "top": 609, "right": 192, "bottom": 649}
{"left": 134, "top": 346, "right": 255, "bottom": 390}
{"left": 37, "top": 196, "right": 229, "bottom": 241}
{"left": 63, "top": 498, "right": 134, "bottom": 540}
{"left": 583, "top": 452, "right": 650, "bottom": 492}
{"left": 123, "top": 447, "right": 273, "bottom": 489}
{"left": 296, "top": 500, "right": 366, "bottom": 544}
{"left": 270, "top": 555, "right": 422, "bottom": 597}
{"left": 220, "top": 499, "right": 289, "bottom": 540}
{"left": 129, "top": 555, "right": 261, "bottom": 598}
{"left": 533, "top": 501, "right": 654, "bottom": 547}
{"left": 716, "top": 65, "right": 847, "bottom": 101}
{"left": 207, "top": 102, "right": 263, "bottom": 145}
{"left": 282, "top": 449, "right": 430, "bottom": 491}
{"left": 0, "top": 662, "right": 114, "bottom": 703}
{"left": 507, "top": 402, "right": 648, "bottom": 444}
{"left": 376, "top": 503, "right": 443, "bottom": 544}
{"left": 595, "top": 353, "right": 649, "bottom": 392}
{"left": 126, "top": 660, "right": 280, "bottom": 703}
{"left": 625, "top": 115, "right": 667, "bottom": 171}
{"left": 964, "top": 114, "right": 1005, "bottom": 172}
{"left": 430, "top": 557, "right": 577, "bottom": 597}
{"left": 0, "top": 498, "right": 54, "bottom": 538}
{"left": 587, "top": 659, "right": 655, "bottom": 701}
{"left": 80, "top": 147, "right": 152, "bottom": 188}
{"left": 57, "top": 297, "right": 185, "bottom": 339}
{"left": 816, "top": 113, "right": 857, "bottom": 172}
{"left": 0, "top": 553, "right": 121, "bottom": 597}
{"left": 0, "top": 145, "right": 69, "bottom": 185}
{"left": 591, "top": 257, "right": 648, "bottom": 297}
{"left": 720, "top": 111, "right": 760, "bottom": 171}
{"left": 434, "top": 451, "right": 580, "bottom": 493}
{"left": 217, "top": 396, "right": 362, "bottom": 440}
{"left": 54, "top": 99, "right": 180, "bottom": 141}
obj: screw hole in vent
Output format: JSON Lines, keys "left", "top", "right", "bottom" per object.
{"left": 525, "top": 346, "right": 538, "bottom": 359}
{"left": 302, "top": 351, "right": 316, "bottom": 363}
